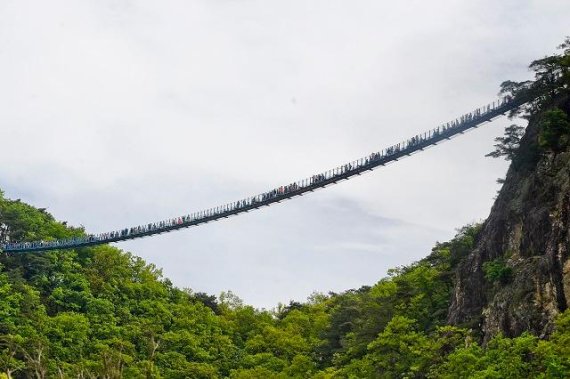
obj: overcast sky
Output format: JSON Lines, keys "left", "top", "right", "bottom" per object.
{"left": 1, "top": 0, "right": 569, "bottom": 309}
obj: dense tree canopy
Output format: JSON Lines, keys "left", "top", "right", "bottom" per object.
{"left": 2, "top": 189, "right": 570, "bottom": 378}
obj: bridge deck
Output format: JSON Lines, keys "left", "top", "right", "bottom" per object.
{"left": 1, "top": 97, "right": 523, "bottom": 253}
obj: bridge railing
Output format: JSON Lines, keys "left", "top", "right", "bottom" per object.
{"left": 1, "top": 95, "right": 521, "bottom": 253}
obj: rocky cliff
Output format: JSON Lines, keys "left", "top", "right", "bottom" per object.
{"left": 448, "top": 97, "right": 570, "bottom": 341}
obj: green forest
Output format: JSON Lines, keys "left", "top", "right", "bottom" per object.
{"left": 2, "top": 197, "right": 570, "bottom": 379}
{"left": 0, "top": 40, "right": 569, "bottom": 378}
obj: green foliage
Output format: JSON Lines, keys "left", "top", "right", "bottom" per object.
{"left": 0, "top": 192, "right": 486, "bottom": 377}
{"left": 364, "top": 315, "right": 433, "bottom": 377}
{"left": 0, "top": 192, "right": 568, "bottom": 378}
{"left": 431, "top": 331, "right": 567, "bottom": 378}
{"left": 500, "top": 37, "right": 570, "bottom": 119}
{"left": 486, "top": 124, "right": 525, "bottom": 161}
{"left": 494, "top": 38, "right": 570, "bottom": 172}
{"left": 483, "top": 258, "right": 512, "bottom": 284}
{"left": 538, "top": 107, "right": 570, "bottom": 151}
{"left": 0, "top": 191, "right": 82, "bottom": 244}
{"left": 0, "top": 196, "right": 489, "bottom": 377}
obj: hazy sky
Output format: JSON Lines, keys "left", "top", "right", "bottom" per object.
{"left": 1, "top": 0, "right": 568, "bottom": 308}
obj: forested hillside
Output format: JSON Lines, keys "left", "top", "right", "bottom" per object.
{"left": 0, "top": 39, "right": 569, "bottom": 378}
{"left": 2, "top": 193, "right": 569, "bottom": 378}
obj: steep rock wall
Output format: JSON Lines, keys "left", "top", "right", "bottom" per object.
{"left": 448, "top": 103, "right": 570, "bottom": 341}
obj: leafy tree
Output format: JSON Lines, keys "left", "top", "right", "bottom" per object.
{"left": 483, "top": 258, "right": 512, "bottom": 284}
{"left": 538, "top": 107, "right": 570, "bottom": 151}
{"left": 341, "top": 316, "right": 433, "bottom": 378}
{"left": 486, "top": 124, "right": 525, "bottom": 160}
{"left": 46, "top": 312, "right": 90, "bottom": 376}
{"left": 500, "top": 37, "right": 570, "bottom": 119}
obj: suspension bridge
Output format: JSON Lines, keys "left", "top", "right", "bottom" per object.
{"left": 1, "top": 95, "right": 526, "bottom": 253}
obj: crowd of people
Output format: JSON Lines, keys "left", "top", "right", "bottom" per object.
{"left": 1, "top": 96, "right": 514, "bottom": 252}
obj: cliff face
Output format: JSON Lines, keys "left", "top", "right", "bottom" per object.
{"left": 448, "top": 102, "right": 570, "bottom": 341}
